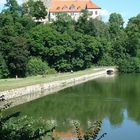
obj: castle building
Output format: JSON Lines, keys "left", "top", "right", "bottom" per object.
{"left": 49, "top": 0, "right": 101, "bottom": 21}
{"left": 23, "top": 0, "right": 102, "bottom": 21}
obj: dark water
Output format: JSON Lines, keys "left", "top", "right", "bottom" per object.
{"left": 5, "top": 74, "right": 140, "bottom": 140}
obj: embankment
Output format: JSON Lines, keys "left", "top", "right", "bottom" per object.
{"left": 0, "top": 68, "right": 115, "bottom": 101}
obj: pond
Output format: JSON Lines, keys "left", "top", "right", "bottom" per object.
{"left": 5, "top": 74, "right": 140, "bottom": 140}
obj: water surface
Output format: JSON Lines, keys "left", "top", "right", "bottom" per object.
{"left": 5, "top": 74, "right": 140, "bottom": 139}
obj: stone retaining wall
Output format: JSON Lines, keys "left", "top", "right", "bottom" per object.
{"left": 0, "top": 69, "right": 111, "bottom": 100}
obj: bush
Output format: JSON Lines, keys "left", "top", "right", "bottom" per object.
{"left": 47, "top": 68, "right": 57, "bottom": 74}
{"left": 0, "top": 96, "right": 56, "bottom": 140}
{"left": 118, "top": 57, "right": 140, "bottom": 73}
{"left": 97, "top": 54, "right": 114, "bottom": 66}
{"left": 26, "top": 57, "right": 49, "bottom": 76}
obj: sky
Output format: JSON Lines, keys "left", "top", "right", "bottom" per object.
{"left": 93, "top": 0, "right": 140, "bottom": 23}
{"left": 0, "top": 0, "right": 140, "bottom": 23}
{"left": 0, "top": 0, "right": 22, "bottom": 10}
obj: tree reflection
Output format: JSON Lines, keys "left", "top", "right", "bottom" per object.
{"left": 5, "top": 74, "right": 140, "bottom": 128}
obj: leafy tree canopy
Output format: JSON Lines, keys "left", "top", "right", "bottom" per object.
{"left": 22, "top": 0, "right": 47, "bottom": 20}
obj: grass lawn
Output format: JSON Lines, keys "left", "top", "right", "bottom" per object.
{"left": 0, "top": 68, "right": 105, "bottom": 92}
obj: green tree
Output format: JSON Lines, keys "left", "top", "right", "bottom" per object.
{"left": 4, "top": 0, "right": 19, "bottom": 21}
{"left": 0, "top": 53, "right": 9, "bottom": 78}
{"left": 26, "top": 57, "right": 49, "bottom": 76}
{"left": 0, "top": 12, "right": 14, "bottom": 27}
{"left": 7, "top": 36, "right": 29, "bottom": 77}
{"left": 108, "top": 13, "right": 128, "bottom": 65}
{"left": 76, "top": 10, "right": 89, "bottom": 33}
{"left": 82, "top": 18, "right": 109, "bottom": 38}
{"left": 22, "top": 0, "right": 34, "bottom": 15}
{"left": 52, "top": 13, "right": 75, "bottom": 33}
{"left": 96, "top": 37, "right": 114, "bottom": 66}
{"left": 110, "top": 31, "right": 128, "bottom": 65}
{"left": 126, "top": 14, "right": 140, "bottom": 57}
{"left": 23, "top": 0, "right": 47, "bottom": 20}
{"left": 27, "top": 24, "right": 56, "bottom": 58}
{"left": 32, "top": 0, "right": 47, "bottom": 20}
{"left": 118, "top": 57, "right": 140, "bottom": 73}
{"left": 109, "top": 13, "right": 124, "bottom": 35}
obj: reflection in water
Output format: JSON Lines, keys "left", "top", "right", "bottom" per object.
{"left": 5, "top": 74, "right": 140, "bottom": 140}
{"left": 54, "top": 120, "right": 105, "bottom": 140}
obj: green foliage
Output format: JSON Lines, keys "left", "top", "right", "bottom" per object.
{"left": 0, "top": 54, "right": 9, "bottom": 78}
{"left": 107, "top": 13, "right": 128, "bottom": 66}
{"left": 47, "top": 68, "right": 57, "bottom": 74}
{"left": 76, "top": 10, "right": 89, "bottom": 33}
{"left": 118, "top": 57, "right": 140, "bottom": 73}
{"left": 110, "top": 31, "right": 128, "bottom": 65}
{"left": 27, "top": 24, "right": 55, "bottom": 57}
{"left": 4, "top": 0, "right": 19, "bottom": 19}
{"left": 23, "top": 0, "right": 47, "bottom": 20}
{"left": 109, "top": 13, "right": 124, "bottom": 35}
{"left": 85, "top": 18, "right": 109, "bottom": 37}
{"left": 1, "top": 0, "right": 140, "bottom": 75}
{"left": 97, "top": 53, "right": 114, "bottom": 66}
{"left": 26, "top": 57, "right": 49, "bottom": 76}
{"left": 73, "top": 121, "right": 106, "bottom": 140}
{"left": 126, "top": 14, "right": 140, "bottom": 57}
{"left": 0, "top": 96, "right": 56, "bottom": 140}
{"left": 52, "top": 13, "right": 74, "bottom": 33}
{"left": 7, "top": 37, "right": 29, "bottom": 77}
{"left": 28, "top": 24, "right": 101, "bottom": 72}
{"left": 16, "top": 15, "right": 36, "bottom": 34}
{"left": 31, "top": 0, "right": 47, "bottom": 20}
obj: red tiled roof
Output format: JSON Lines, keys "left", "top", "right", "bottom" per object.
{"left": 86, "top": 1, "right": 100, "bottom": 9}
{"left": 49, "top": 0, "right": 101, "bottom": 12}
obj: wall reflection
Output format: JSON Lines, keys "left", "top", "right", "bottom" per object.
{"left": 5, "top": 74, "right": 140, "bottom": 130}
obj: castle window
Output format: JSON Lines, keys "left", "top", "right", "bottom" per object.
{"left": 71, "top": 12, "right": 74, "bottom": 16}
{"left": 77, "top": 6, "right": 81, "bottom": 10}
{"left": 70, "top": 5, "right": 75, "bottom": 10}
{"left": 63, "top": 6, "right": 67, "bottom": 10}
{"left": 89, "top": 11, "right": 93, "bottom": 15}
{"left": 95, "top": 11, "right": 98, "bottom": 15}
{"left": 57, "top": 7, "right": 60, "bottom": 10}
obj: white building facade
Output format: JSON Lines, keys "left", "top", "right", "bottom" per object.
{"left": 23, "top": 0, "right": 102, "bottom": 21}
{"left": 48, "top": 0, "right": 102, "bottom": 21}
